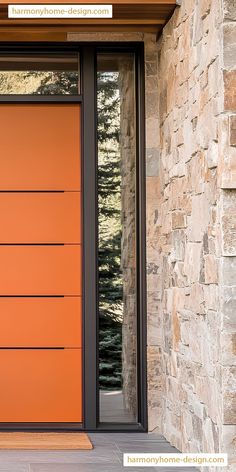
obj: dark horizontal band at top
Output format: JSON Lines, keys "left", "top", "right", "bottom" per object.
{"left": 0, "top": 94, "right": 82, "bottom": 103}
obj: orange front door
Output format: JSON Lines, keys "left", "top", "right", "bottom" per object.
{"left": 0, "top": 104, "right": 82, "bottom": 422}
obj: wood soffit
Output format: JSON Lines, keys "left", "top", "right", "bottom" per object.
{"left": 0, "top": 2, "right": 178, "bottom": 39}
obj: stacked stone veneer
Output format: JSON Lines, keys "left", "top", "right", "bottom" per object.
{"left": 146, "top": 0, "right": 236, "bottom": 468}
{"left": 67, "top": 2, "right": 235, "bottom": 464}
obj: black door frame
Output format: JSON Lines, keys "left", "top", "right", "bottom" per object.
{"left": 0, "top": 42, "right": 147, "bottom": 432}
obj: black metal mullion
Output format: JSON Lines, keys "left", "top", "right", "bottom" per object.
{"left": 82, "top": 45, "right": 98, "bottom": 431}
{"left": 136, "top": 44, "right": 147, "bottom": 431}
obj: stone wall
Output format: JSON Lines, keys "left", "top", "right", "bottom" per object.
{"left": 67, "top": 13, "right": 236, "bottom": 464}
{"left": 145, "top": 0, "right": 235, "bottom": 468}
{"left": 220, "top": 0, "right": 236, "bottom": 469}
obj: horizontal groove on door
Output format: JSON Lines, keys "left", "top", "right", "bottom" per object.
{"left": 0, "top": 104, "right": 81, "bottom": 191}
{"left": 0, "top": 297, "right": 82, "bottom": 348}
{"left": 0, "top": 191, "right": 65, "bottom": 193}
{"left": 0, "top": 244, "right": 66, "bottom": 246}
{"left": 0, "top": 349, "right": 82, "bottom": 423}
{"left": 0, "top": 347, "right": 66, "bottom": 350}
{"left": 0, "top": 245, "right": 81, "bottom": 295}
{"left": 0, "top": 192, "right": 81, "bottom": 244}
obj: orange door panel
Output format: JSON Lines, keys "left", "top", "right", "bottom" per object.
{"left": 0, "top": 192, "right": 81, "bottom": 243}
{"left": 0, "top": 349, "right": 82, "bottom": 422}
{"left": 0, "top": 104, "right": 81, "bottom": 190}
{"left": 0, "top": 245, "right": 81, "bottom": 295}
{"left": 0, "top": 101, "right": 82, "bottom": 424}
{"left": 0, "top": 297, "right": 82, "bottom": 348}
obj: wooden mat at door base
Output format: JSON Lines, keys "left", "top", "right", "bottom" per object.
{"left": 0, "top": 432, "right": 93, "bottom": 450}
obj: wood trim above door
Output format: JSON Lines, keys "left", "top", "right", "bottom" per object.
{"left": 0, "top": 1, "right": 178, "bottom": 37}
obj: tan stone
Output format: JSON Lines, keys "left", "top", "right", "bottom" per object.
{"left": 224, "top": 392, "right": 236, "bottom": 425}
{"left": 230, "top": 115, "right": 236, "bottom": 147}
{"left": 185, "top": 283, "right": 205, "bottom": 315}
{"left": 221, "top": 257, "right": 236, "bottom": 286}
{"left": 222, "top": 425, "right": 236, "bottom": 462}
{"left": 188, "top": 195, "right": 210, "bottom": 243}
{"left": 224, "top": 0, "right": 236, "bottom": 21}
{"left": 203, "top": 284, "right": 219, "bottom": 311}
{"left": 141, "top": 0, "right": 234, "bottom": 458}
{"left": 222, "top": 333, "right": 236, "bottom": 366}
{"left": 171, "top": 230, "right": 185, "bottom": 262}
{"left": 183, "top": 243, "right": 202, "bottom": 283}
{"left": 224, "top": 70, "right": 236, "bottom": 111}
{"left": 224, "top": 23, "right": 236, "bottom": 70}
{"left": 146, "top": 117, "right": 159, "bottom": 149}
{"left": 221, "top": 286, "right": 236, "bottom": 333}
{"left": 206, "top": 140, "right": 218, "bottom": 169}
{"left": 147, "top": 311, "right": 162, "bottom": 347}
{"left": 172, "top": 211, "right": 186, "bottom": 230}
{"left": 200, "top": 0, "right": 212, "bottom": 19}
{"left": 67, "top": 32, "right": 144, "bottom": 42}
{"left": 204, "top": 254, "right": 218, "bottom": 284}
{"left": 195, "top": 376, "right": 221, "bottom": 424}
{"left": 222, "top": 190, "right": 236, "bottom": 256}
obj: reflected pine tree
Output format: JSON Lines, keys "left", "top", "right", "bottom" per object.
{"left": 97, "top": 72, "right": 123, "bottom": 389}
{"left": 0, "top": 71, "right": 78, "bottom": 95}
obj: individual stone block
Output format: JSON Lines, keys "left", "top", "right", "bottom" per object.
{"left": 146, "top": 149, "right": 160, "bottom": 177}
{"left": 183, "top": 243, "right": 202, "bottom": 283}
{"left": 203, "top": 417, "right": 220, "bottom": 453}
{"left": 203, "top": 284, "right": 219, "bottom": 311}
{"left": 195, "top": 376, "right": 221, "bottom": 424}
{"left": 223, "top": 0, "right": 236, "bottom": 21}
{"left": 206, "top": 140, "right": 218, "bottom": 168}
{"left": 185, "top": 283, "right": 205, "bottom": 315}
{"left": 221, "top": 257, "right": 236, "bottom": 285}
{"left": 222, "top": 425, "right": 236, "bottom": 464}
{"left": 171, "top": 230, "right": 186, "bottom": 262}
{"left": 230, "top": 115, "right": 236, "bottom": 147}
{"left": 224, "top": 24, "right": 236, "bottom": 70}
{"left": 172, "top": 211, "right": 186, "bottom": 230}
{"left": 223, "top": 367, "right": 236, "bottom": 424}
{"left": 224, "top": 71, "right": 236, "bottom": 111}
{"left": 204, "top": 254, "right": 218, "bottom": 284}
{"left": 221, "top": 286, "right": 236, "bottom": 333}
{"left": 222, "top": 190, "right": 236, "bottom": 256}
{"left": 222, "top": 333, "right": 236, "bottom": 366}
{"left": 187, "top": 195, "right": 210, "bottom": 243}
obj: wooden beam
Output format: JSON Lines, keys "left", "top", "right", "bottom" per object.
{"left": 0, "top": 1, "right": 177, "bottom": 4}
{"left": 0, "top": 1, "right": 177, "bottom": 38}
{"left": 0, "top": 18, "right": 166, "bottom": 25}
{"left": 0, "top": 24, "right": 162, "bottom": 40}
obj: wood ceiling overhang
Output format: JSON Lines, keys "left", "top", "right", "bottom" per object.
{"left": 0, "top": 1, "right": 178, "bottom": 40}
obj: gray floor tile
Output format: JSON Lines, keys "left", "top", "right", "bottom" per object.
{"left": 116, "top": 445, "right": 179, "bottom": 453}
{"left": 0, "top": 433, "right": 199, "bottom": 472}
{"left": 0, "top": 464, "right": 29, "bottom": 472}
{"left": 153, "top": 469, "right": 198, "bottom": 472}
{"left": 30, "top": 466, "right": 81, "bottom": 472}
{"left": 100, "top": 433, "right": 165, "bottom": 440}
{"left": 30, "top": 465, "right": 157, "bottom": 472}
{"left": 0, "top": 448, "right": 120, "bottom": 464}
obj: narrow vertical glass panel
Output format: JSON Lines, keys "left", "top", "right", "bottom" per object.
{"left": 0, "top": 54, "right": 80, "bottom": 94}
{"left": 97, "top": 53, "right": 137, "bottom": 423}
